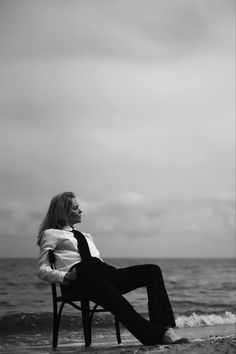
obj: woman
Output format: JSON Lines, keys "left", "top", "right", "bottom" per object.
{"left": 37, "top": 192, "right": 188, "bottom": 346}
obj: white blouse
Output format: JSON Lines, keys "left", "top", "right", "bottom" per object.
{"left": 37, "top": 226, "right": 102, "bottom": 283}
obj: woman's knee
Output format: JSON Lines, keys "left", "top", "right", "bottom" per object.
{"left": 146, "top": 264, "right": 163, "bottom": 278}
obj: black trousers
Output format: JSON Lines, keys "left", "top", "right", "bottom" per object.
{"left": 62, "top": 258, "right": 176, "bottom": 345}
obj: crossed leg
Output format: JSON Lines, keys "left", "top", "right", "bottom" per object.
{"left": 67, "top": 262, "right": 175, "bottom": 345}
{"left": 110, "top": 264, "right": 176, "bottom": 327}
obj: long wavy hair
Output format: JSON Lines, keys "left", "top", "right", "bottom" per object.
{"left": 37, "top": 192, "right": 75, "bottom": 246}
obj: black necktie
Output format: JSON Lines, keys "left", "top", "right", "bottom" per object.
{"left": 72, "top": 229, "right": 92, "bottom": 261}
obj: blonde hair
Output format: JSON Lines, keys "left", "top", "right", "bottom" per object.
{"left": 37, "top": 192, "right": 75, "bottom": 246}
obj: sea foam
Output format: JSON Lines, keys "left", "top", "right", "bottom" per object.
{"left": 176, "top": 311, "right": 236, "bottom": 328}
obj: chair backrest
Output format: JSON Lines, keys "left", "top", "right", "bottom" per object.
{"left": 48, "top": 249, "right": 56, "bottom": 268}
{"left": 48, "top": 249, "right": 59, "bottom": 300}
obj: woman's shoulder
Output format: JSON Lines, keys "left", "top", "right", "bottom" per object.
{"left": 42, "top": 228, "right": 68, "bottom": 237}
{"left": 39, "top": 228, "right": 71, "bottom": 248}
{"left": 43, "top": 228, "right": 92, "bottom": 239}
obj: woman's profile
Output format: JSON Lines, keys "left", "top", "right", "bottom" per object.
{"left": 37, "top": 191, "right": 189, "bottom": 346}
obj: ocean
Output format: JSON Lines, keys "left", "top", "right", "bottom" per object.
{"left": 0, "top": 257, "right": 235, "bottom": 337}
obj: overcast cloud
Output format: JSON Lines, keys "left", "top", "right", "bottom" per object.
{"left": 0, "top": 0, "right": 235, "bottom": 258}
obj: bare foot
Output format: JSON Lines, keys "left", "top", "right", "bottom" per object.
{"left": 162, "top": 328, "right": 181, "bottom": 344}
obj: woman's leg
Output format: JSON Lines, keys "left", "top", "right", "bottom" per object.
{"left": 68, "top": 267, "right": 167, "bottom": 345}
{"left": 110, "top": 264, "right": 176, "bottom": 327}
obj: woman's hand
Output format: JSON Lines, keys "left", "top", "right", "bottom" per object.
{"left": 62, "top": 268, "right": 77, "bottom": 286}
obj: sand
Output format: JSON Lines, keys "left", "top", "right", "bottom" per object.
{"left": 0, "top": 325, "right": 235, "bottom": 354}
{"left": 0, "top": 336, "right": 235, "bottom": 354}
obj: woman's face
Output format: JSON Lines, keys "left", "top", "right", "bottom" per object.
{"left": 67, "top": 197, "right": 82, "bottom": 226}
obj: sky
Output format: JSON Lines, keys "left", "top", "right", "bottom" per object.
{"left": 0, "top": 0, "right": 235, "bottom": 258}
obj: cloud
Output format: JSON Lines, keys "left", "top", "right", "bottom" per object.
{"left": 0, "top": 194, "right": 234, "bottom": 257}
{"left": 0, "top": 55, "right": 234, "bottom": 205}
{"left": 0, "top": 0, "right": 234, "bottom": 257}
{"left": 81, "top": 193, "right": 235, "bottom": 241}
{"left": 0, "top": 0, "right": 234, "bottom": 62}
{"left": 83, "top": 192, "right": 161, "bottom": 236}
{"left": 0, "top": 202, "right": 41, "bottom": 241}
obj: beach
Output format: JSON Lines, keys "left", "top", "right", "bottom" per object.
{"left": 0, "top": 325, "right": 235, "bottom": 354}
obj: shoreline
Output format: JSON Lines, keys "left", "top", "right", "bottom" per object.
{"left": 0, "top": 336, "right": 235, "bottom": 354}
{"left": 0, "top": 324, "right": 235, "bottom": 354}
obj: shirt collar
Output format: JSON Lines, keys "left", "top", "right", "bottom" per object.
{"left": 63, "top": 225, "right": 74, "bottom": 231}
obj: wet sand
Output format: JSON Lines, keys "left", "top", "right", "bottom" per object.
{"left": 0, "top": 336, "right": 235, "bottom": 354}
{"left": 0, "top": 324, "right": 235, "bottom": 354}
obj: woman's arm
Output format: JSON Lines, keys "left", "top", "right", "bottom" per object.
{"left": 62, "top": 268, "right": 77, "bottom": 285}
{"left": 37, "top": 230, "right": 66, "bottom": 283}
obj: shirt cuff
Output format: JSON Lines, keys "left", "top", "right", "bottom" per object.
{"left": 58, "top": 271, "right": 67, "bottom": 283}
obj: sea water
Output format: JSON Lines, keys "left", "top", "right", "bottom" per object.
{"left": 0, "top": 258, "right": 235, "bottom": 337}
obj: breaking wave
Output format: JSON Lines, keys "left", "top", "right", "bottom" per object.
{"left": 176, "top": 311, "right": 236, "bottom": 327}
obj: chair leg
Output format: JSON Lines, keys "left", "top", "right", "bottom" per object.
{"left": 52, "top": 302, "right": 64, "bottom": 349}
{"left": 52, "top": 307, "right": 59, "bottom": 348}
{"left": 81, "top": 299, "right": 92, "bottom": 347}
{"left": 114, "top": 316, "right": 121, "bottom": 344}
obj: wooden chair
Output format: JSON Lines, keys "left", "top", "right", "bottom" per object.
{"left": 48, "top": 249, "right": 121, "bottom": 349}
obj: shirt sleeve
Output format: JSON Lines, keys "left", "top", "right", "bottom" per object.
{"left": 37, "top": 230, "right": 66, "bottom": 283}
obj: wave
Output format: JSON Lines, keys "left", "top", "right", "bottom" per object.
{"left": 176, "top": 311, "right": 236, "bottom": 327}
{"left": 0, "top": 311, "right": 235, "bottom": 334}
